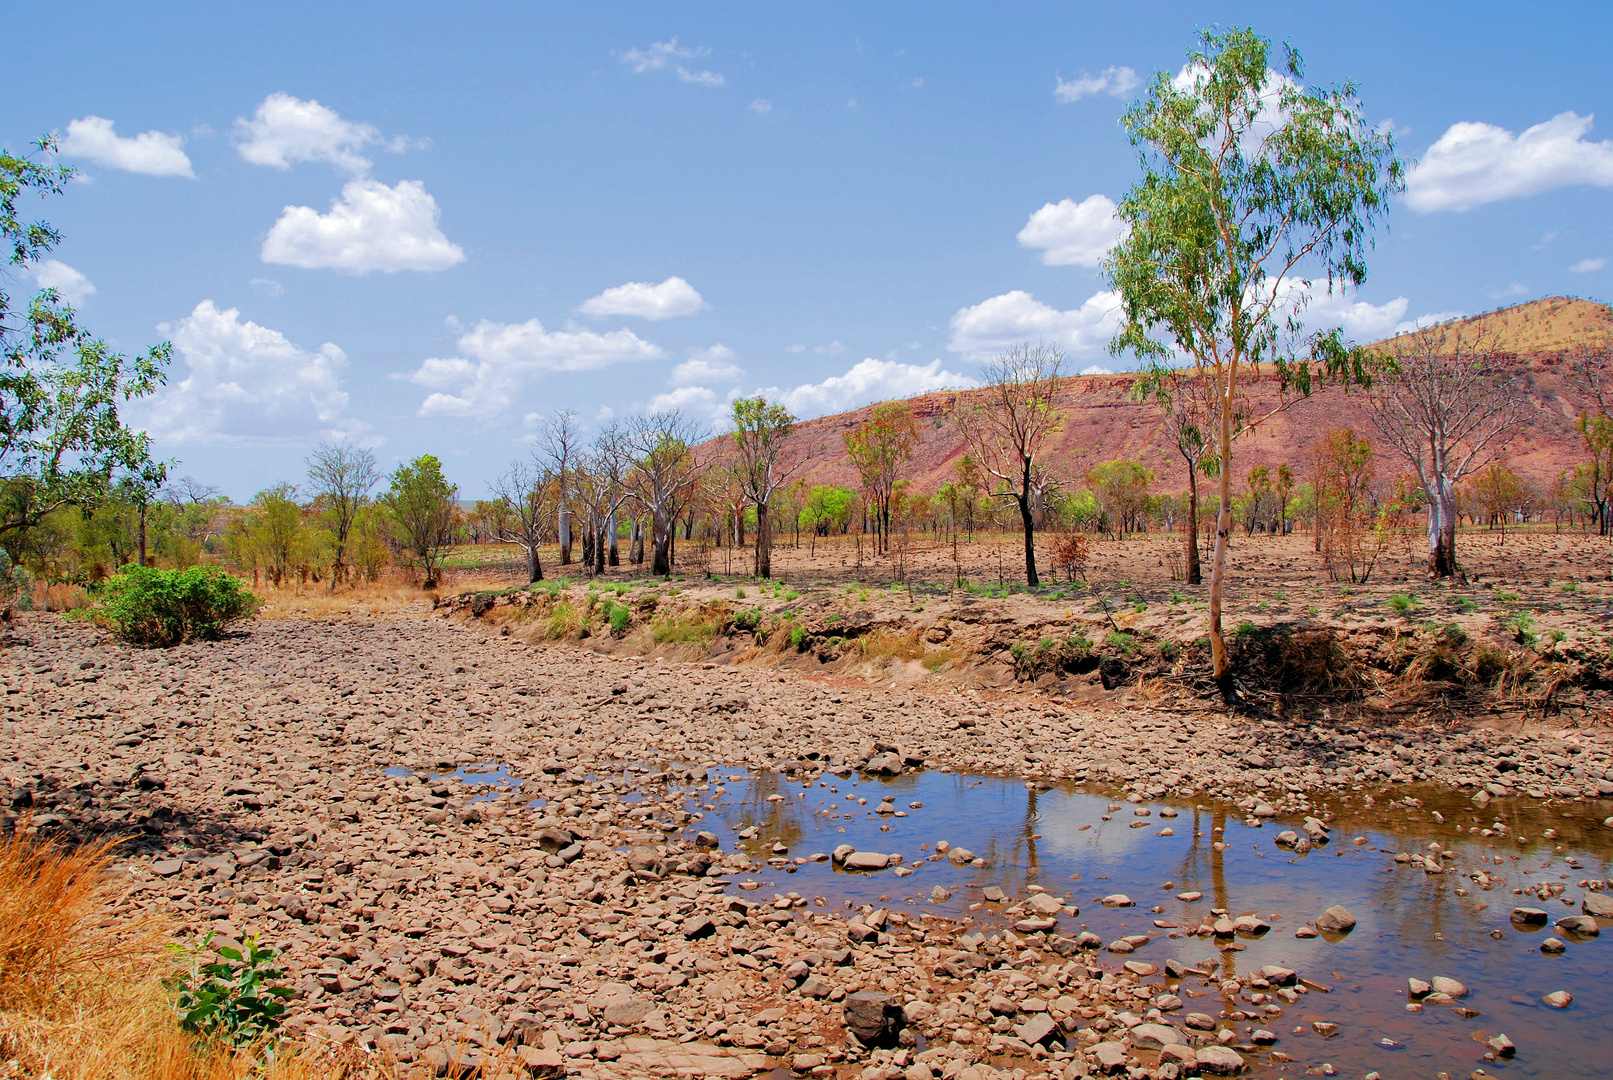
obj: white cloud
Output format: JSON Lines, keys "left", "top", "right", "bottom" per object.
{"left": 679, "top": 68, "right": 725, "bottom": 87}
{"left": 234, "top": 92, "right": 414, "bottom": 176}
{"left": 1570, "top": 257, "right": 1606, "bottom": 273}
{"left": 261, "top": 179, "right": 464, "bottom": 274}
{"left": 25, "top": 259, "right": 96, "bottom": 305}
{"left": 785, "top": 344, "right": 806, "bottom": 354}
{"left": 1487, "top": 282, "right": 1530, "bottom": 300}
{"left": 750, "top": 99, "right": 773, "bottom": 114}
{"left": 578, "top": 276, "right": 708, "bottom": 320}
{"left": 1017, "top": 195, "right": 1127, "bottom": 267}
{"left": 816, "top": 340, "right": 845, "bottom": 356}
{"left": 947, "top": 289, "right": 1122, "bottom": 360}
{"left": 1393, "top": 310, "right": 1466, "bottom": 335}
{"left": 671, "top": 345, "right": 743, "bottom": 386}
{"left": 755, "top": 358, "right": 974, "bottom": 420}
{"left": 1299, "top": 288, "right": 1409, "bottom": 341}
{"left": 142, "top": 300, "right": 364, "bottom": 446}
{"left": 250, "top": 277, "right": 284, "bottom": 296}
{"left": 645, "top": 384, "right": 725, "bottom": 419}
{"left": 619, "top": 38, "right": 724, "bottom": 86}
{"left": 1054, "top": 65, "right": 1139, "bottom": 103}
{"left": 409, "top": 318, "right": 662, "bottom": 417}
{"left": 58, "top": 116, "right": 193, "bottom": 177}
{"left": 1080, "top": 365, "right": 1111, "bottom": 376}
{"left": 1406, "top": 112, "right": 1613, "bottom": 212}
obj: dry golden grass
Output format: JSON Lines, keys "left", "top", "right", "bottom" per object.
{"left": 0, "top": 822, "right": 413, "bottom": 1080}
{"left": 32, "top": 582, "right": 88, "bottom": 612}
{"left": 251, "top": 580, "right": 436, "bottom": 620}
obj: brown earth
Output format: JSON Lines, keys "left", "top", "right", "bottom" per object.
{"left": 720, "top": 297, "right": 1613, "bottom": 496}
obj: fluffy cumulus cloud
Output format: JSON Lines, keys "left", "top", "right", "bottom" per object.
{"left": 57, "top": 116, "right": 192, "bottom": 177}
{"left": 261, "top": 179, "right": 464, "bottom": 273}
{"left": 618, "top": 38, "right": 724, "bottom": 87}
{"left": 671, "top": 345, "right": 743, "bottom": 386}
{"left": 141, "top": 300, "right": 362, "bottom": 445}
{"left": 234, "top": 92, "right": 413, "bottom": 176}
{"left": 409, "top": 318, "right": 662, "bottom": 417}
{"left": 948, "top": 290, "right": 1122, "bottom": 360}
{"left": 1017, "top": 195, "right": 1127, "bottom": 267}
{"left": 1406, "top": 112, "right": 1613, "bottom": 212}
{"left": 645, "top": 384, "right": 724, "bottom": 418}
{"left": 1570, "top": 257, "right": 1606, "bottom": 273}
{"left": 578, "top": 276, "right": 708, "bottom": 320}
{"left": 24, "top": 259, "right": 96, "bottom": 306}
{"left": 754, "top": 358, "right": 974, "bottom": 420}
{"left": 1054, "top": 65, "right": 1138, "bottom": 103}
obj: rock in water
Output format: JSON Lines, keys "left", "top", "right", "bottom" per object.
{"left": 1314, "top": 905, "right": 1356, "bottom": 934}
{"left": 1543, "top": 991, "right": 1573, "bottom": 1009}
{"left": 843, "top": 991, "right": 901, "bottom": 1045}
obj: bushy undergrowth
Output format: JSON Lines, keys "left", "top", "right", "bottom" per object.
{"left": 169, "top": 933, "right": 293, "bottom": 1045}
{"left": 71, "top": 566, "right": 258, "bottom": 646}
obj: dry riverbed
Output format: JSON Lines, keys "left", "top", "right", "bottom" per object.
{"left": 4, "top": 612, "right": 1611, "bottom": 1079}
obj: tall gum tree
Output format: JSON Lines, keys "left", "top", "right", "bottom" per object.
{"left": 1105, "top": 26, "right": 1401, "bottom": 694}
{"left": 950, "top": 343, "right": 1065, "bottom": 586}
{"left": 843, "top": 402, "right": 919, "bottom": 557}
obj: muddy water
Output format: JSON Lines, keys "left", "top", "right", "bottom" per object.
{"left": 691, "top": 768, "right": 1612, "bottom": 1079}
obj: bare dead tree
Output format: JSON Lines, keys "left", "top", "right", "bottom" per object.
{"left": 625, "top": 411, "right": 707, "bottom": 576}
{"left": 488, "top": 454, "right": 554, "bottom": 582}
{"left": 1365, "top": 325, "right": 1520, "bottom": 578}
{"left": 537, "top": 411, "right": 581, "bottom": 566}
{"left": 950, "top": 342, "right": 1066, "bottom": 585}
{"left": 305, "top": 442, "right": 380, "bottom": 589}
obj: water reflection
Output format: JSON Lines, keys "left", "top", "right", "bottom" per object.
{"left": 682, "top": 767, "right": 1612, "bottom": 1079}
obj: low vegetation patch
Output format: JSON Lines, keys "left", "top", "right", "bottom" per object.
{"left": 71, "top": 566, "right": 258, "bottom": 646}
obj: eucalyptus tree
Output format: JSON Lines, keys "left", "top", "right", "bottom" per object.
{"left": 729, "top": 396, "right": 802, "bottom": 579}
{"left": 381, "top": 454, "right": 457, "bottom": 588}
{"left": 306, "top": 442, "right": 380, "bottom": 587}
{"left": 843, "top": 401, "right": 919, "bottom": 556}
{"left": 1129, "top": 364, "right": 1220, "bottom": 583}
{"left": 951, "top": 343, "right": 1066, "bottom": 585}
{"left": 538, "top": 411, "right": 581, "bottom": 565}
{"left": 1105, "top": 26, "right": 1401, "bottom": 692}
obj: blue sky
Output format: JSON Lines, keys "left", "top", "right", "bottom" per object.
{"left": 7, "top": 2, "right": 1612, "bottom": 499}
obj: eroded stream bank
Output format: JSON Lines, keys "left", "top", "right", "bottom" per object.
{"left": 4, "top": 614, "right": 1611, "bottom": 1079}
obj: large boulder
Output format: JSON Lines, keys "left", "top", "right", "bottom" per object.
{"left": 843, "top": 991, "right": 901, "bottom": 1045}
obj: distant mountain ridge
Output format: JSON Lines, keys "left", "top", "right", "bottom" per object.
{"left": 740, "top": 296, "right": 1613, "bottom": 497}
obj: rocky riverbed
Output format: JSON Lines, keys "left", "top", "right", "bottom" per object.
{"left": 4, "top": 613, "right": 1611, "bottom": 1079}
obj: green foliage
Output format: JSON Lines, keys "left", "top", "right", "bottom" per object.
{"left": 1011, "top": 633, "right": 1095, "bottom": 680}
{"left": 1234, "top": 620, "right": 1259, "bottom": 639}
{"left": 1496, "top": 590, "right": 1521, "bottom": 602}
{"left": 1159, "top": 639, "right": 1181, "bottom": 661}
{"left": 1559, "top": 581, "right": 1580, "bottom": 594}
{"left": 71, "top": 566, "right": 257, "bottom": 646}
{"left": 604, "top": 599, "right": 631, "bottom": 635}
{"left": 1387, "top": 592, "right": 1419, "bottom": 616}
{"left": 788, "top": 625, "right": 807, "bottom": 650}
{"left": 1502, "top": 610, "right": 1539, "bottom": 647}
{"left": 169, "top": 932, "right": 293, "bottom": 1046}
{"left": 1, "top": 137, "right": 172, "bottom": 544}
{"left": 380, "top": 454, "right": 458, "bottom": 587}
{"left": 734, "top": 586, "right": 747, "bottom": 599}
{"left": 1169, "top": 591, "right": 1186, "bottom": 605}
{"left": 651, "top": 610, "right": 717, "bottom": 644}
{"left": 731, "top": 608, "right": 761, "bottom": 632}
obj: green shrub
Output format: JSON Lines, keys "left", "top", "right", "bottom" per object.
{"left": 1455, "top": 596, "right": 1479, "bottom": 613}
{"left": 602, "top": 599, "right": 632, "bottom": 635}
{"left": 1496, "top": 590, "right": 1521, "bottom": 602}
{"left": 734, "top": 586, "right": 747, "bottom": 599}
{"left": 1159, "top": 639, "right": 1181, "bottom": 661}
{"left": 1169, "top": 591, "right": 1186, "bottom": 605}
{"left": 169, "top": 932, "right": 293, "bottom": 1046}
{"left": 731, "top": 608, "right": 761, "bottom": 631}
{"left": 789, "top": 625, "right": 807, "bottom": 650}
{"left": 1234, "top": 620, "right": 1258, "bottom": 639}
{"left": 1387, "top": 593, "right": 1419, "bottom": 616}
{"left": 72, "top": 566, "right": 258, "bottom": 647}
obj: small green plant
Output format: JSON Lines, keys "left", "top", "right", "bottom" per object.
{"left": 1133, "top": 601, "right": 1147, "bottom": 613}
{"left": 789, "top": 625, "right": 807, "bottom": 650}
{"left": 1104, "top": 631, "right": 1137, "bottom": 657}
{"left": 1559, "top": 581, "right": 1580, "bottom": 594}
{"left": 1502, "top": 610, "right": 1538, "bottom": 646}
{"left": 1169, "top": 591, "right": 1186, "bottom": 605}
{"left": 1234, "top": 620, "right": 1258, "bottom": 639}
{"left": 71, "top": 566, "right": 258, "bottom": 647}
{"left": 1496, "top": 590, "right": 1521, "bottom": 602}
{"left": 1387, "top": 593, "right": 1419, "bottom": 616}
{"left": 784, "top": 589, "right": 801, "bottom": 601}
{"left": 604, "top": 600, "right": 631, "bottom": 635}
{"left": 1455, "top": 596, "right": 1479, "bottom": 613}
{"left": 1159, "top": 639, "right": 1180, "bottom": 661}
{"left": 1256, "top": 599, "right": 1269, "bottom": 611}
{"left": 169, "top": 932, "right": 293, "bottom": 1046}
{"left": 731, "top": 608, "right": 761, "bottom": 632}
{"left": 1548, "top": 628, "right": 1567, "bottom": 644}
{"left": 734, "top": 586, "right": 747, "bottom": 599}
